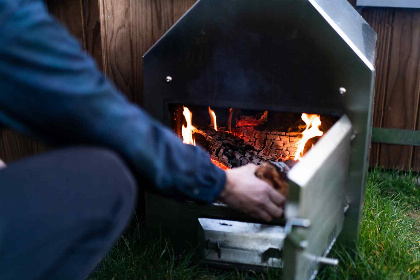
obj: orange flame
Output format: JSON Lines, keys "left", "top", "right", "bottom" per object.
{"left": 211, "top": 158, "right": 230, "bottom": 170}
{"left": 182, "top": 106, "right": 196, "bottom": 145}
{"left": 208, "top": 107, "right": 218, "bottom": 131}
{"left": 294, "top": 113, "right": 323, "bottom": 160}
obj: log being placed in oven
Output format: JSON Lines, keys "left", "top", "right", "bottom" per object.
{"left": 255, "top": 161, "right": 291, "bottom": 197}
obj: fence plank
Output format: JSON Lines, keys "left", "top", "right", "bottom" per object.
{"left": 361, "top": 8, "right": 394, "bottom": 167}
{"left": 378, "top": 10, "right": 420, "bottom": 170}
{"left": 46, "top": 0, "right": 86, "bottom": 44}
{"left": 0, "top": 130, "right": 40, "bottom": 163}
{"left": 83, "top": 0, "right": 104, "bottom": 70}
{"left": 100, "top": 0, "right": 133, "bottom": 100}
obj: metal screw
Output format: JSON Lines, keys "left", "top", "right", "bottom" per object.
{"left": 299, "top": 240, "right": 309, "bottom": 249}
{"left": 166, "top": 76, "right": 173, "bottom": 83}
{"left": 339, "top": 87, "right": 347, "bottom": 95}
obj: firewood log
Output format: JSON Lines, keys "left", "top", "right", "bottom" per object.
{"left": 193, "top": 127, "right": 279, "bottom": 168}
{"left": 255, "top": 161, "right": 291, "bottom": 197}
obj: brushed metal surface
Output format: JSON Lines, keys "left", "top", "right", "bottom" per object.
{"left": 283, "top": 115, "right": 352, "bottom": 280}
{"left": 199, "top": 218, "right": 285, "bottom": 267}
{"left": 310, "top": 0, "right": 376, "bottom": 69}
{"left": 145, "top": 193, "right": 286, "bottom": 254}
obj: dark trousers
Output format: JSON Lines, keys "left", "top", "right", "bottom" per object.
{"left": 0, "top": 147, "right": 137, "bottom": 280}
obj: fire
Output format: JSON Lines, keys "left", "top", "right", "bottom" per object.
{"left": 182, "top": 106, "right": 196, "bottom": 145}
{"left": 208, "top": 107, "right": 218, "bottom": 131}
{"left": 211, "top": 158, "right": 230, "bottom": 170}
{"left": 294, "top": 113, "right": 323, "bottom": 161}
{"left": 182, "top": 106, "right": 228, "bottom": 170}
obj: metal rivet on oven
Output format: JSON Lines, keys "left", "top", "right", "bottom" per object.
{"left": 339, "top": 87, "right": 347, "bottom": 95}
{"left": 166, "top": 76, "right": 173, "bottom": 83}
{"left": 299, "top": 240, "right": 308, "bottom": 249}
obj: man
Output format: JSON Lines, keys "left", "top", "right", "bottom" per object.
{"left": 0, "top": 1, "right": 285, "bottom": 279}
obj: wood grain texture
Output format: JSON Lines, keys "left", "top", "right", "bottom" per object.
{"left": 0, "top": 130, "right": 40, "bottom": 163}
{"left": 100, "top": 0, "right": 136, "bottom": 100}
{"left": 361, "top": 8, "right": 394, "bottom": 167}
{"left": 378, "top": 10, "right": 420, "bottom": 170}
{"left": 100, "top": 0, "right": 196, "bottom": 104}
{"left": 46, "top": 0, "right": 86, "bottom": 44}
{"left": 83, "top": 0, "right": 104, "bottom": 70}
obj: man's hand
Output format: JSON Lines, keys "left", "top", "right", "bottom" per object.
{"left": 219, "top": 164, "right": 286, "bottom": 222}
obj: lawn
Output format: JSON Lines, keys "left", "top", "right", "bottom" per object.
{"left": 88, "top": 170, "right": 420, "bottom": 280}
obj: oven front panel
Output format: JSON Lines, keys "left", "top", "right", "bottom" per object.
{"left": 283, "top": 115, "right": 352, "bottom": 280}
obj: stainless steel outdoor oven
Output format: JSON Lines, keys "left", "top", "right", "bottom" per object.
{"left": 142, "top": 0, "right": 377, "bottom": 279}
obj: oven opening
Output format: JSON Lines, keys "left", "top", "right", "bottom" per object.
{"left": 170, "top": 103, "right": 338, "bottom": 171}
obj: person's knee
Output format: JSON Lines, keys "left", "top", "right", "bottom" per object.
{"left": 0, "top": 147, "right": 137, "bottom": 280}
{"left": 94, "top": 148, "right": 137, "bottom": 219}
{"left": 44, "top": 146, "right": 138, "bottom": 223}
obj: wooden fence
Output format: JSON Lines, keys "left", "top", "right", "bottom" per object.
{"left": 0, "top": 0, "right": 419, "bottom": 171}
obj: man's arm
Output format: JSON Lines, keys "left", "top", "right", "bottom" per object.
{"left": 0, "top": 1, "right": 285, "bottom": 220}
{"left": 0, "top": 0, "right": 225, "bottom": 202}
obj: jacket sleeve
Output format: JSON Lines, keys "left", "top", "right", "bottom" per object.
{"left": 0, "top": 0, "right": 226, "bottom": 203}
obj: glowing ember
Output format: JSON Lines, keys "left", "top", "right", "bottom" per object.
{"left": 294, "top": 113, "right": 323, "bottom": 160}
{"left": 208, "top": 107, "right": 218, "bottom": 131}
{"left": 182, "top": 106, "right": 196, "bottom": 145}
{"left": 211, "top": 158, "right": 230, "bottom": 170}
{"left": 236, "top": 111, "right": 268, "bottom": 127}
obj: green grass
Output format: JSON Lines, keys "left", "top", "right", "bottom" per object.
{"left": 88, "top": 170, "right": 420, "bottom": 280}
{"left": 317, "top": 170, "right": 420, "bottom": 280}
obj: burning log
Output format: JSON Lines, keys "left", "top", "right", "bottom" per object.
{"left": 193, "top": 128, "right": 265, "bottom": 168}
{"left": 193, "top": 127, "right": 296, "bottom": 169}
